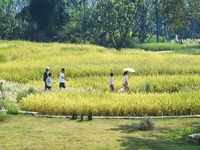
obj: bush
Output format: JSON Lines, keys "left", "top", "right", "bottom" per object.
{"left": 16, "top": 87, "right": 37, "bottom": 102}
{"left": 139, "top": 119, "right": 155, "bottom": 131}
{"left": 16, "top": 91, "right": 29, "bottom": 102}
{"left": 179, "top": 128, "right": 200, "bottom": 145}
{"left": 6, "top": 103, "right": 19, "bottom": 115}
{"left": 0, "top": 112, "right": 6, "bottom": 122}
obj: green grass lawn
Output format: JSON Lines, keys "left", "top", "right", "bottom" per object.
{"left": 0, "top": 115, "right": 200, "bottom": 150}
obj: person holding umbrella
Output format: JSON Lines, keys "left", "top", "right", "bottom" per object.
{"left": 122, "top": 68, "right": 135, "bottom": 92}
{"left": 123, "top": 71, "right": 129, "bottom": 91}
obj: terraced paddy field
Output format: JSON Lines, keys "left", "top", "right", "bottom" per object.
{"left": 1, "top": 40, "right": 200, "bottom": 116}
{"left": 1, "top": 40, "right": 200, "bottom": 149}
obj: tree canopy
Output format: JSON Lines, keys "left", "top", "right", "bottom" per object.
{"left": 0, "top": 0, "right": 199, "bottom": 49}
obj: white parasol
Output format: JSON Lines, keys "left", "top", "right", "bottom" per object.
{"left": 123, "top": 68, "right": 135, "bottom": 73}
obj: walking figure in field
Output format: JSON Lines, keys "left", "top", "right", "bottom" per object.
{"left": 59, "top": 68, "right": 67, "bottom": 89}
{"left": 109, "top": 72, "right": 114, "bottom": 92}
{"left": 43, "top": 67, "right": 49, "bottom": 90}
{"left": 123, "top": 71, "right": 129, "bottom": 92}
{"left": 46, "top": 73, "right": 55, "bottom": 91}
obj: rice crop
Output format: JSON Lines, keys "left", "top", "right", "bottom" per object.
{"left": 1, "top": 40, "right": 200, "bottom": 116}
{"left": 20, "top": 90, "right": 200, "bottom": 116}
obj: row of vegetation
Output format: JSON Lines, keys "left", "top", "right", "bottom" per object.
{"left": 0, "top": 40, "right": 200, "bottom": 117}
{"left": 20, "top": 90, "right": 200, "bottom": 116}
{"left": 0, "top": 0, "right": 200, "bottom": 49}
{"left": 0, "top": 41, "right": 200, "bottom": 83}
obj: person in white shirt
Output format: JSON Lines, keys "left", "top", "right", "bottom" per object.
{"left": 59, "top": 68, "right": 67, "bottom": 89}
{"left": 46, "top": 73, "right": 54, "bottom": 90}
{"left": 123, "top": 71, "right": 129, "bottom": 91}
{"left": 109, "top": 72, "right": 114, "bottom": 92}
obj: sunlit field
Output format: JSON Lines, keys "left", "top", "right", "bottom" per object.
{"left": 0, "top": 40, "right": 200, "bottom": 116}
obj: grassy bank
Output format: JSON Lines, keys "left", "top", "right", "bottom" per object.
{"left": 0, "top": 115, "right": 200, "bottom": 150}
{"left": 134, "top": 43, "right": 200, "bottom": 51}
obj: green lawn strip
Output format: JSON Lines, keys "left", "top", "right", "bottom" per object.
{"left": 0, "top": 115, "right": 200, "bottom": 150}
{"left": 174, "top": 49, "right": 200, "bottom": 55}
{"left": 134, "top": 43, "right": 200, "bottom": 51}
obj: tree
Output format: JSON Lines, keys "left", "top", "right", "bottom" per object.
{"left": 0, "top": 0, "right": 29, "bottom": 39}
{"left": 161, "top": 0, "right": 200, "bottom": 39}
{"left": 134, "top": 0, "right": 163, "bottom": 43}
{"left": 96, "top": 0, "right": 138, "bottom": 50}
{"left": 29, "top": 0, "right": 56, "bottom": 30}
{"left": 177, "top": 0, "right": 200, "bottom": 28}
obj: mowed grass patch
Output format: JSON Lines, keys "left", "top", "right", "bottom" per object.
{"left": 0, "top": 115, "right": 200, "bottom": 150}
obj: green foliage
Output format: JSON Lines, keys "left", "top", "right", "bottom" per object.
{"left": 29, "top": 0, "right": 56, "bottom": 30}
{"left": 0, "top": 54, "right": 6, "bottom": 62}
{"left": 96, "top": 0, "right": 138, "bottom": 50}
{"left": 0, "top": 0, "right": 199, "bottom": 46}
{"left": 16, "top": 87, "right": 38, "bottom": 102}
{"left": 0, "top": 112, "right": 6, "bottom": 122}
{"left": 174, "top": 49, "right": 200, "bottom": 55}
{"left": 6, "top": 103, "right": 19, "bottom": 115}
{"left": 145, "top": 82, "right": 152, "bottom": 94}
{"left": 134, "top": 43, "right": 200, "bottom": 51}
{"left": 135, "top": 43, "right": 182, "bottom": 51}
{"left": 179, "top": 128, "right": 200, "bottom": 145}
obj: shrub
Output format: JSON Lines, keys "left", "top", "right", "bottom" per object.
{"left": 4, "top": 100, "right": 19, "bottom": 115}
{"left": 0, "top": 112, "right": 6, "bottom": 122}
{"left": 139, "top": 119, "right": 155, "bottom": 131}
{"left": 16, "top": 91, "right": 29, "bottom": 102}
{"left": 180, "top": 128, "right": 200, "bottom": 145}
{"left": 16, "top": 87, "right": 38, "bottom": 102}
{"left": 6, "top": 103, "right": 19, "bottom": 115}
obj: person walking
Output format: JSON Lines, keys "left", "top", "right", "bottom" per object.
{"left": 43, "top": 67, "right": 49, "bottom": 90}
{"left": 59, "top": 68, "right": 67, "bottom": 89}
{"left": 46, "top": 73, "right": 54, "bottom": 91}
{"left": 109, "top": 72, "right": 114, "bottom": 92}
{"left": 123, "top": 71, "right": 129, "bottom": 91}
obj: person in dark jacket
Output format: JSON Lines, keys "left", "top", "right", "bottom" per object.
{"left": 43, "top": 67, "right": 49, "bottom": 90}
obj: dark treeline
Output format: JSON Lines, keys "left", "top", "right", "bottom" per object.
{"left": 0, "top": 0, "right": 199, "bottom": 50}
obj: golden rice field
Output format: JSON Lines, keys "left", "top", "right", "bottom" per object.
{"left": 20, "top": 90, "right": 200, "bottom": 116}
{"left": 0, "top": 40, "right": 200, "bottom": 116}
